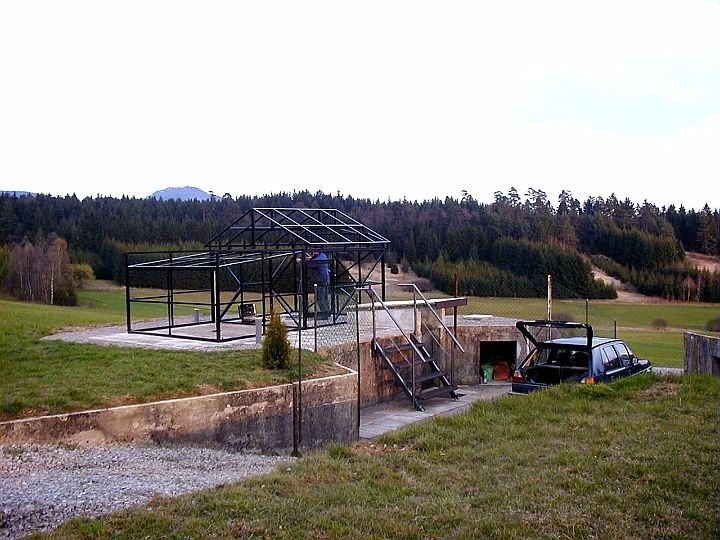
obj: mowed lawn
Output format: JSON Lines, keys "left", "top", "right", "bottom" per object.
{"left": 0, "top": 291, "right": 334, "bottom": 421}
{"left": 2, "top": 288, "right": 718, "bottom": 419}
{"left": 462, "top": 296, "right": 719, "bottom": 369}
{"left": 2, "top": 289, "right": 718, "bottom": 538}
{"left": 30, "top": 374, "right": 719, "bottom": 540}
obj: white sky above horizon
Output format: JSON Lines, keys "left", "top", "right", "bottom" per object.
{"left": 1, "top": 0, "right": 718, "bottom": 211}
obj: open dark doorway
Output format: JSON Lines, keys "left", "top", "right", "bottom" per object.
{"left": 479, "top": 341, "right": 517, "bottom": 381}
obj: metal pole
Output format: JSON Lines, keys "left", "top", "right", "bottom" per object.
{"left": 261, "top": 251, "right": 267, "bottom": 333}
{"left": 355, "top": 288, "right": 361, "bottom": 438}
{"left": 411, "top": 287, "right": 417, "bottom": 404}
{"left": 125, "top": 254, "right": 131, "bottom": 333}
{"left": 314, "top": 282, "right": 318, "bottom": 353}
{"left": 298, "top": 290, "right": 303, "bottom": 447}
{"left": 451, "top": 309, "right": 456, "bottom": 387}
{"left": 452, "top": 273, "right": 459, "bottom": 386}
{"left": 547, "top": 274, "right": 552, "bottom": 321}
{"left": 167, "top": 262, "right": 172, "bottom": 336}
{"left": 381, "top": 251, "right": 386, "bottom": 301}
{"left": 292, "top": 270, "right": 304, "bottom": 458}
{"left": 371, "top": 289, "right": 377, "bottom": 345}
{"left": 292, "top": 384, "right": 299, "bottom": 457}
{"left": 585, "top": 299, "right": 589, "bottom": 325}
{"left": 255, "top": 316, "right": 262, "bottom": 345}
{"left": 414, "top": 303, "right": 422, "bottom": 338}
{"left": 213, "top": 266, "right": 221, "bottom": 340}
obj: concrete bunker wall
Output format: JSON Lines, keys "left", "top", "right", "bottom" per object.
{"left": 446, "top": 323, "right": 528, "bottom": 384}
{"left": 329, "top": 319, "right": 526, "bottom": 407}
{"left": 1, "top": 369, "right": 358, "bottom": 453}
{"left": 684, "top": 332, "right": 720, "bottom": 375}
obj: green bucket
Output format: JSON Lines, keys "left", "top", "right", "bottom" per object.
{"left": 481, "top": 364, "right": 494, "bottom": 383}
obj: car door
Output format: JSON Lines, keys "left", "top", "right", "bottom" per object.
{"left": 614, "top": 341, "right": 649, "bottom": 376}
{"left": 600, "top": 344, "right": 626, "bottom": 381}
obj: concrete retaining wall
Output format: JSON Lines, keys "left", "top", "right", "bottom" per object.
{"left": 1, "top": 367, "right": 358, "bottom": 453}
{"left": 684, "top": 332, "right": 720, "bottom": 375}
{"left": 1, "top": 318, "right": 523, "bottom": 451}
{"left": 321, "top": 340, "right": 399, "bottom": 408}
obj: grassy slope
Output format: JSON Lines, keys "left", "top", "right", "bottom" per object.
{"left": 3, "top": 282, "right": 718, "bottom": 538}
{"left": 35, "top": 374, "right": 719, "bottom": 540}
{"left": 0, "top": 291, "right": 332, "bottom": 421}
{"left": 2, "top": 287, "right": 717, "bottom": 418}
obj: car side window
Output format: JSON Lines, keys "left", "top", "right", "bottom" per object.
{"left": 535, "top": 349, "right": 551, "bottom": 366}
{"left": 614, "top": 343, "right": 633, "bottom": 367}
{"left": 525, "top": 349, "right": 541, "bottom": 366}
{"left": 601, "top": 345, "right": 622, "bottom": 371}
{"left": 570, "top": 351, "right": 588, "bottom": 367}
{"left": 555, "top": 350, "right": 571, "bottom": 365}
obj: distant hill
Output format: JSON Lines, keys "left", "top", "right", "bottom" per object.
{"left": 149, "top": 186, "right": 211, "bottom": 201}
{"left": 1, "top": 190, "right": 36, "bottom": 197}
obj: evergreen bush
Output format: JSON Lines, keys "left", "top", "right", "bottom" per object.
{"left": 261, "top": 310, "right": 291, "bottom": 370}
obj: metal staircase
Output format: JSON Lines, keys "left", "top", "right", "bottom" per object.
{"left": 361, "top": 285, "right": 465, "bottom": 411}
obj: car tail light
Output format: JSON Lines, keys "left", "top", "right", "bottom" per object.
{"left": 581, "top": 376, "right": 596, "bottom": 385}
{"left": 512, "top": 371, "right": 525, "bottom": 384}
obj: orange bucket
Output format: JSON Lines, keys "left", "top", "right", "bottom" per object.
{"left": 493, "top": 361, "right": 511, "bottom": 380}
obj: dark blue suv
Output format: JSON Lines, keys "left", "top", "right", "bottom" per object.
{"left": 511, "top": 320, "right": 652, "bottom": 394}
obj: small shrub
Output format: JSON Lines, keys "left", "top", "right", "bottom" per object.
{"left": 413, "top": 277, "right": 435, "bottom": 293}
{"left": 390, "top": 264, "right": 399, "bottom": 274}
{"left": 261, "top": 310, "right": 291, "bottom": 370}
{"left": 326, "top": 443, "right": 356, "bottom": 461}
{"left": 705, "top": 317, "right": 720, "bottom": 333}
{"left": 651, "top": 318, "right": 668, "bottom": 330}
{"left": 71, "top": 263, "right": 96, "bottom": 288}
{"left": 576, "top": 383, "right": 617, "bottom": 399}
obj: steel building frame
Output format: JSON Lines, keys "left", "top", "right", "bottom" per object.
{"left": 125, "top": 208, "right": 390, "bottom": 342}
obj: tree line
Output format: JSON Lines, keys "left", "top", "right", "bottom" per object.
{"left": 1, "top": 189, "right": 717, "bottom": 304}
{"left": 2, "top": 234, "right": 77, "bottom": 305}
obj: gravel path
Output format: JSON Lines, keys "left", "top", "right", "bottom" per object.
{"left": 0, "top": 444, "right": 290, "bottom": 540}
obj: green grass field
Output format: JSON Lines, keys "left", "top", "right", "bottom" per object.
{"left": 2, "top": 288, "right": 718, "bottom": 539}
{"left": 461, "top": 296, "right": 719, "bottom": 369}
{"left": 1, "top": 288, "right": 717, "bottom": 419}
{"left": 0, "top": 289, "right": 332, "bottom": 421}
{"left": 29, "top": 374, "right": 719, "bottom": 540}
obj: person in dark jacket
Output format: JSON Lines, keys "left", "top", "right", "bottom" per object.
{"left": 306, "top": 251, "right": 330, "bottom": 318}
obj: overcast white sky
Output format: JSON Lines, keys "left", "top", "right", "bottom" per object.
{"left": 1, "top": 0, "right": 718, "bottom": 210}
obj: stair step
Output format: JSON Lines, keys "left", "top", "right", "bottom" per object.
{"left": 378, "top": 343, "right": 418, "bottom": 356}
{"left": 391, "top": 359, "right": 433, "bottom": 370}
{"left": 411, "top": 370, "right": 448, "bottom": 385}
{"left": 417, "top": 385, "right": 459, "bottom": 401}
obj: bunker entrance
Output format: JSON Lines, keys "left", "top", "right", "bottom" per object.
{"left": 479, "top": 341, "right": 517, "bottom": 381}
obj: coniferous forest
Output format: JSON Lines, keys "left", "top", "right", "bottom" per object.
{"left": 1, "top": 189, "right": 717, "bottom": 305}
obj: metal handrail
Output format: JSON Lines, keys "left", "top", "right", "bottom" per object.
{"left": 398, "top": 284, "right": 466, "bottom": 353}
{"left": 357, "top": 287, "right": 427, "bottom": 361}
{"left": 357, "top": 286, "right": 427, "bottom": 404}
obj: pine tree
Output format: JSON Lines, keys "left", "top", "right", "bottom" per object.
{"left": 261, "top": 310, "right": 291, "bottom": 370}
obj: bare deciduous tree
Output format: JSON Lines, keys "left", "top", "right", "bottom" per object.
{"left": 2, "top": 235, "right": 76, "bottom": 305}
